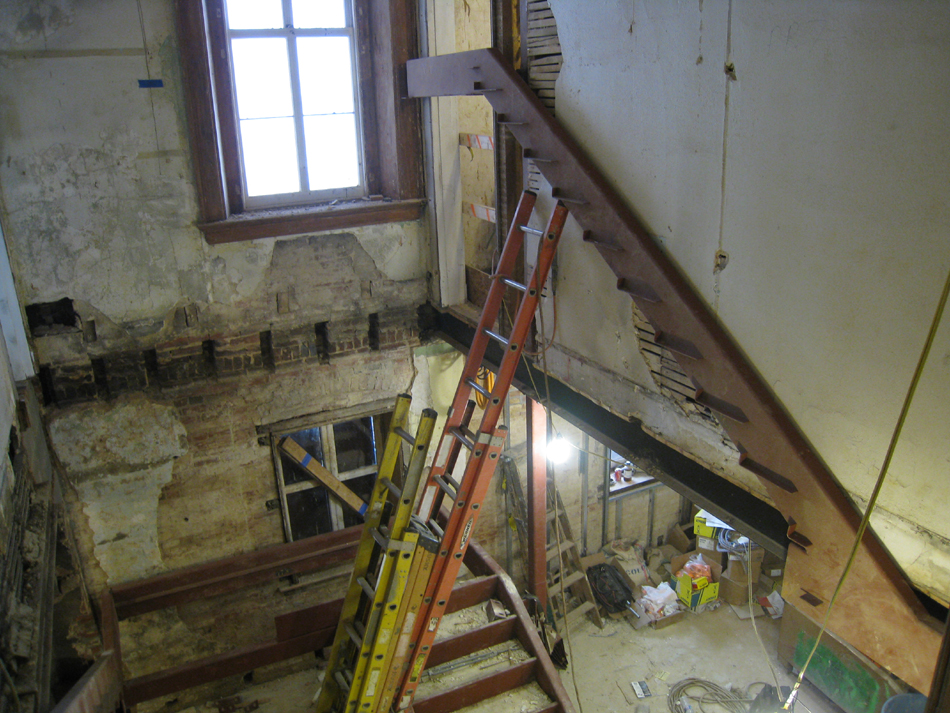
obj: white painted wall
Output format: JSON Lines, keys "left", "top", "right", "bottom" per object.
{"left": 547, "top": 0, "right": 950, "bottom": 601}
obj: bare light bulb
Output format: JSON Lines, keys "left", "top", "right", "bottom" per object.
{"left": 546, "top": 436, "right": 571, "bottom": 464}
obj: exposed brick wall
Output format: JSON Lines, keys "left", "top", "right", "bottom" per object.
{"left": 39, "top": 309, "right": 421, "bottom": 407}
{"left": 48, "top": 341, "right": 421, "bottom": 697}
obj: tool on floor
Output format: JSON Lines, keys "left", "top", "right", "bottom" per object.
{"left": 392, "top": 190, "right": 569, "bottom": 711}
{"left": 313, "top": 396, "right": 437, "bottom": 713}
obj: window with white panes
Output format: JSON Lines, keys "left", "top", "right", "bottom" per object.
{"left": 225, "top": 0, "right": 365, "bottom": 206}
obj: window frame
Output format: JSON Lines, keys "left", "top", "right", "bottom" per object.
{"left": 265, "top": 399, "right": 394, "bottom": 542}
{"left": 227, "top": 1, "right": 367, "bottom": 207}
{"left": 176, "top": 0, "right": 425, "bottom": 244}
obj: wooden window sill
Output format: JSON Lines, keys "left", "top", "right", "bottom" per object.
{"left": 199, "top": 198, "right": 427, "bottom": 245}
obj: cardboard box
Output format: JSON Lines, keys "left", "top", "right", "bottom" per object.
{"left": 719, "top": 572, "right": 753, "bottom": 606}
{"left": 761, "top": 550, "right": 785, "bottom": 579}
{"left": 671, "top": 552, "right": 721, "bottom": 611}
{"left": 724, "top": 547, "right": 765, "bottom": 583}
{"left": 699, "top": 545, "right": 726, "bottom": 569}
{"left": 666, "top": 523, "right": 693, "bottom": 554}
{"left": 693, "top": 510, "right": 722, "bottom": 538}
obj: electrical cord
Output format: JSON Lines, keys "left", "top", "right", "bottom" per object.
{"left": 667, "top": 678, "right": 761, "bottom": 713}
{"left": 783, "top": 262, "right": 950, "bottom": 710}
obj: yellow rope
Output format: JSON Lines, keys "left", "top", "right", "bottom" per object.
{"left": 784, "top": 262, "right": 950, "bottom": 709}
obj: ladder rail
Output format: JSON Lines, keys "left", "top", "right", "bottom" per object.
{"left": 314, "top": 403, "right": 437, "bottom": 713}
{"left": 315, "top": 395, "right": 413, "bottom": 713}
{"left": 394, "top": 194, "right": 570, "bottom": 712}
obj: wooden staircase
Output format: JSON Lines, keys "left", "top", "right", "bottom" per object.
{"left": 406, "top": 48, "right": 942, "bottom": 693}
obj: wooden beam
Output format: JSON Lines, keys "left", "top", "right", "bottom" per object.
{"left": 526, "top": 397, "right": 548, "bottom": 608}
{"left": 174, "top": 0, "right": 227, "bottom": 222}
{"left": 111, "top": 526, "right": 361, "bottom": 618}
{"left": 280, "top": 437, "right": 368, "bottom": 515}
{"left": 199, "top": 199, "right": 426, "bottom": 244}
{"left": 123, "top": 628, "right": 335, "bottom": 706}
{"left": 412, "top": 659, "right": 537, "bottom": 713}
{"left": 426, "top": 618, "right": 517, "bottom": 669}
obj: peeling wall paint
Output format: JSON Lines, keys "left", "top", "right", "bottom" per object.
{"left": 75, "top": 462, "right": 174, "bottom": 584}
{"left": 0, "top": 0, "right": 429, "bottom": 344}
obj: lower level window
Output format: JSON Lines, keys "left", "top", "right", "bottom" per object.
{"left": 272, "top": 412, "right": 389, "bottom": 541}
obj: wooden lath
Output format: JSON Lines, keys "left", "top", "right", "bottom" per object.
{"left": 406, "top": 48, "right": 941, "bottom": 693}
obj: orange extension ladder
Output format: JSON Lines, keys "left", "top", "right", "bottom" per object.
{"left": 382, "top": 190, "right": 569, "bottom": 712}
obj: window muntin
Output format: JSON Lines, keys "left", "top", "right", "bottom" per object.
{"left": 224, "top": 0, "right": 365, "bottom": 208}
{"left": 274, "top": 413, "right": 385, "bottom": 541}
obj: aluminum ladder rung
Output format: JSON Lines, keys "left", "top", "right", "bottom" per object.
{"left": 357, "top": 575, "right": 376, "bottom": 599}
{"left": 433, "top": 474, "right": 458, "bottom": 497}
{"left": 518, "top": 224, "right": 544, "bottom": 236}
{"left": 334, "top": 670, "right": 352, "bottom": 694}
{"left": 344, "top": 620, "right": 364, "bottom": 648}
{"left": 483, "top": 327, "right": 511, "bottom": 347}
{"left": 500, "top": 276, "right": 527, "bottom": 292}
{"left": 371, "top": 526, "right": 390, "bottom": 550}
{"left": 449, "top": 425, "right": 476, "bottom": 451}
{"left": 428, "top": 518, "right": 444, "bottom": 538}
{"left": 380, "top": 477, "right": 402, "bottom": 498}
{"left": 394, "top": 426, "right": 416, "bottom": 447}
{"left": 465, "top": 377, "right": 491, "bottom": 399}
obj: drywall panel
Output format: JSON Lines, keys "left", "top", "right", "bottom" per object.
{"left": 552, "top": 0, "right": 730, "bottom": 306}
{"left": 718, "top": 3, "right": 950, "bottom": 554}
{"left": 548, "top": 0, "right": 950, "bottom": 603}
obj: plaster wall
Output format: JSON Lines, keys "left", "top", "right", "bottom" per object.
{"left": 0, "top": 0, "right": 434, "bottom": 689}
{"left": 546, "top": 0, "right": 950, "bottom": 601}
{"left": 0, "top": 0, "right": 429, "bottom": 355}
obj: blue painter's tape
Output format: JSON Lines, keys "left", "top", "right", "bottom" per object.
{"left": 301, "top": 453, "right": 312, "bottom": 467}
{"left": 138, "top": 79, "right": 164, "bottom": 88}
{"left": 358, "top": 502, "right": 368, "bottom": 516}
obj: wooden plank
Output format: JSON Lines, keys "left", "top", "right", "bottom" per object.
{"left": 124, "top": 628, "right": 335, "bottom": 706}
{"left": 412, "top": 660, "right": 537, "bottom": 713}
{"left": 279, "top": 437, "right": 368, "bottom": 515}
{"left": 174, "top": 0, "right": 227, "bottom": 222}
{"left": 199, "top": 199, "right": 426, "bottom": 244}
{"left": 274, "top": 598, "right": 345, "bottom": 642}
{"left": 112, "top": 526, "right": 361, "bottom": 618}
{"left": 426, "top": 617, "right": 517, "bottom": 668}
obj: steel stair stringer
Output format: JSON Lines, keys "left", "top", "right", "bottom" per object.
{"left": 406, "top": 48, "right": 940, "bottom": 693}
